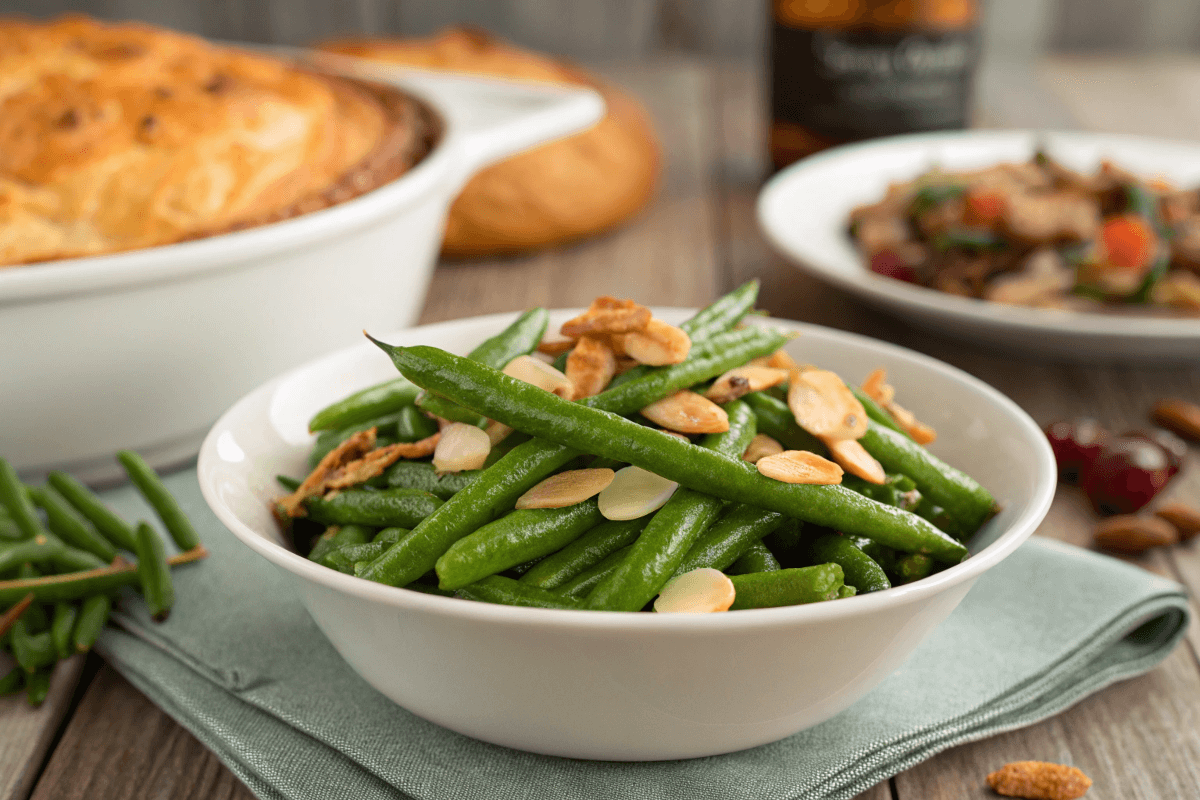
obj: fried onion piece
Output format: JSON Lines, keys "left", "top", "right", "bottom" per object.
{"left": 277, "top": 429, "right": 377, "bottom": 518}
{"left": 560, "top": 296, "right": 652, "bottom": 338}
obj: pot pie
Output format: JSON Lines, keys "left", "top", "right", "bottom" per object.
{"left": 0, "top": 15, "right": 436, "bottom": 267}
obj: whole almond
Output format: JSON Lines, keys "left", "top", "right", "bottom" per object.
{"left": 641, "top": 390, "right": 729, "bottom": 434}
{"left": 1093, "top": 514, "right": 1177, "bottom": 554}
{"left": 1154, "top": 502, "right": 1200, "bottom": 541}
{"left": 986, "top": 761, "right": 1092, "bottom": 800}
{"left": 1151, "top": 397, "right": 1200, "bottom": 441}
{"left": 757, "top": 450, "right": 844, "bottom": 485}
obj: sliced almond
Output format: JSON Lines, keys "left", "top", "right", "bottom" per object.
{"left": 597, "top": 466, "right": 679, "bottom": 520}
{"left": 515, "top": 468, "right": 616, "bottom": 510}
{"left": 887, "top": 401, "right": 937, "bottom": 445}
{"left": 613, "top": 356, "right": 640, "bottom": 375}
{"left": 484, "top": 420, "right": 514, "bottom": 447}
{"left": 560, "top": 296, "right": 652, "bottom": 338}
{"left": 565, "top": 335, "right": 617, "bottom": 398}
{"left": 536, "top": 338, "right": 576, "bottom": 356}
{"left": 824, "top": 438, "right": 886, "bottom": 484}
{"left": 742, "top": 433, "right": 784, "bottom": 464}
{"left": 654, "top": 568, "right": 736, "bottom": 613}
{"left": 766, "top": 348, "right": 803, "bottom": 371}
{"left": 432, "top": 423, "right": 491, "bottom": 474}
{"left": 503, "top": 355, "right": 576, "bottom": 400}
{"left": 622, "top": 319, "right": 692, "bottom": 366}
{"left": 641, "top": 390, "right": 730, "bottom": 434}
{"left": 756, "top": 450, "right": 844, "bottom": 485}
{"left": 705, "top": 366, "right": 789, "bottom": 405}
{"left": 787, "top": 369, "right": 868, "bottom": 441}
{"left": 861, "top": 368, "right": 895, "bottom": 407}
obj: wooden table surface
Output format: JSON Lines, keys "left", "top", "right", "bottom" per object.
{"left": 4, "top": 56, "right": 1200, "bottom": 800}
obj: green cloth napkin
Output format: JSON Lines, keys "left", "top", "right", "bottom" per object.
{"left": 95, "top": 469, "right": 1188, "bottom": 800}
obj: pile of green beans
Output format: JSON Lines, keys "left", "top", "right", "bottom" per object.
{"left": 0, "top": 453, "right": 206, "bottom": 706}
{"left": 285, "top": 280, "right": 995, "bottom": 615}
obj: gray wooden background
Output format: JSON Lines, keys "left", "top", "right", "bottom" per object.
{"left": 6, "top": 0, "right": 1200, "bottom": 58}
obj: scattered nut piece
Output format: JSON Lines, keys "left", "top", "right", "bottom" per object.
{"left": 278, "top": 429, "right": 377, "bottom": 517}
{"left": 484, "top": 420, "right": 513, "bottom": 447}
{"left": 598, "top": 466, "right": 679, "bottom": 520}
{"left": 1154, "top": 502, "right": 1200, "bottom": 541}
{"left": 654, "top": 568, "right": 736, "bottom": 613}
{"left": 986, "top": 761, "right": 1092, "bottom": 800}
{"left": 622, "top": 319, "right": 692, "bottom": 366}
{"left": 536, "top": 338, "right": 576, "bottom": 357}
{"left": 787, "top": 369, "right": 868, "bottom": 441}
{"left": 766, "top": 348, "right": 803, "bottom": 371}
{"left": 565, "top": 335, "right": 617, "bottom": 398}
{"left": 861, "top": 367, "right": 937, "bottom": 444}
{"left": 742, "top": 433, "right": 784, "bottom": 464}
{"left": 705, "top": 366, "right": 789, "bottom": 404}
{"left": 515, "top": 468, "right": 616, "bottom": 510}
{"left": 756, "top": 450, "right": 844, "bottom": 485}
{"left": 861, "top": 368, "right": 896, "bottom": 407}
{"left": 613, "top": 356, "right": 640, "bottom": 375}
{"left": 433, "top": 423, "right": 491, "bottom": 474}
{"left": 641, "top": 390, "right": 730, "bottom": 434}
{"left": 1093, "top": 514, "right": 1177, "bottom": 554}
{"left": 1151, "top": 397, "right": 1200, "bottom": 441}
{"left": 824, "top": 438, "right": 886, "bottom": 484}
{"left": 560, "top": 296, "right": 652, "bottom": 338}
{"left": 503, "top": 355, "right": 576, "bottom": 399}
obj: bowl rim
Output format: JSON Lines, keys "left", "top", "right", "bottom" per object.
{"left": 198, "top": 308, "right": 1057, "bottom": 633}
{"left": 757, "top": 128, "right": 1200, "bottom": 341}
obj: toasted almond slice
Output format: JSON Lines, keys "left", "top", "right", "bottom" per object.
{"left": 561, "top": 297, "right": 652, "bottom": 338}
{"left": 742, "top": 433, "right": 784, "bottom": 464}
{"left": 887, "top": 402, "right": 937, "bottom": 445}
{"left": 515, "top": 468, "right": 616, "bottom": 510}
{"left": 536, "top": 338, "right": 576, "bottom": 356}
{"left": 484, "top": 420, "right": 514, "bottom": 447}
{"left": 654, "top": 568, "right": 736, "bottom": 613}
{"left": 641, "top": 390, "right": 730, "bottom": 434}
{"left": 432, "top": 423, "right": 491, "bottom": 474}
{"left": 503, "top": 355, "right": 576, "bottom": 400}
{"left": 598, "top": 466, "right": 679, "bottom": 520}
{"left": 613, "top": 356, "right": 639, "bottom": 375}
{"left": 745, "top": 356, "right": 771, "bottom": 368}
{"left": 860, "top": 367, "right": 895, "bottom": 406}
{"left": 705, "top": 366, "right": 789, "bottom": 404}
{"left": 660, "top": 429, "right": 691, "bottom": 441}
{"left": 787, "top": 369, "right": 868, "bottom": 441}
{"left": 824, "top": 438, "right": 886, "bottom": 484}
{"left": 565, "top": 335, "right": 617, "bottom": 398}
{"left": 622, "top": 319, "right": 692, "bottom": 366}
{"left": 766, "top": 348, "right": 803, "bottom": 371}
{"left": 757, "top": 450, "right": 844, "bottom": 485}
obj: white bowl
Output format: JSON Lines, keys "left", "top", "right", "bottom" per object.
{"left": 197, "top": 309, "right": 1055, "bottom": 761}
{"left": 1, "top": 63, "right": 603, "bottom": 483}
{"left": 757, "top": 130, "right": 1200, "bottom": 362}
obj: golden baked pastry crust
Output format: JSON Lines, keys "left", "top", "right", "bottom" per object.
{"left": 321, "top": 28, "right": 660, "bottom": 258}
{"left": 0, "top": 15, "right": 433, "bottom": 267}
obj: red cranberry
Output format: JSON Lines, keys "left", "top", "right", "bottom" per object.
{"left": 1084, "top": 435, "right": 1173, "bottom": 515}
{"left": 1122, "top": 428, "right": 1187, "bottom": 478}
{"left": 869, "top": 250, "right": 918, "bottom": 283}
{"left": 1044, "top": 418, "right": 1107, "bottom": 485}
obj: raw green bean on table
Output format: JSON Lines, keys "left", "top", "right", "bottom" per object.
{"left": 14, "top": 564, "right": 47, "bottom": 631}
{"left": 0, "top": 666, "right": 21, "bottom": 695}
{"left": 11, "top": 619, "right": 55, "bottom": 672}
{"left": 25, "top": 668, "right": 51, "bottom": 706}
{"left": 810, "top": 533, "right": 891, "bottom": 593}
{"left": 726, "top": 540, "right": 781, "bottom": 575}
{"left": 46, "top": 471, "right": 139, "bottom": 552}
{"left": 308, "top": 376, "right": 421, "bottom": 433}
{"left": 30, "top": 486, "right": 117, "bottom": 563}
{"left": 674, "top": 504, "right": 786, "bottom": 575}
{"left": 0, "top": 458, "right": 47, "bottom": 540}
{"left": 729, "top": 564, "right": 844, "bottom": 610}
{"left": 381, "top": 346, "right": 971, "bottom": 564}
{"left": 306, "top": 489, "right": 442, "bottom": 529}
{"left": 50, "top": 602, "right": 78, "bottom": 660}
{"left": 73, "top": 594, "right": 111, "bottom": 653}
{"left": 556, "top": 546, "right": 631, "bottom": 599}
{"left": 455, "top": 575, "right": 580, "bottom": 610}
{"left": 117, "top": 450, "right": 201, "bottom": 551}
{"left": 135, "top": 522, "right": 174, "bottom": 621}
{"left": 852, "top": 387, "right": 910, "bottom": 439}
{"left": 308, "top": 524, "right": 373, "bottom": 564}
{"left": 0, "top": 565, "right": 135, "bottom": 605}
{"left": 383, "top": 462, "right": 481, "bottom": 499}
{"left": 520, "top": 518, "right": 648, "bottom": 590}
{"left": 741, "top": 392, "right": 827, "bottom": 455}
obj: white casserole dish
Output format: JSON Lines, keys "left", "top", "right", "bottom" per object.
{"left": 1, "top": 62, "right": 603, "bottom": 483}
{"left": 197, "top": 309, "right": 1056, "bottom": 761}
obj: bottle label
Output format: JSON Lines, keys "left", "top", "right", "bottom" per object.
{"left": 771, "top": 23, "right": 978, "bottom": 141}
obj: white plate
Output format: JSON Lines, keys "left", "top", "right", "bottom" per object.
{"left": 198, "top": 309, "right": 1055, "bottom": 760}
{"left": 757, "top": 130, "right": 1200, "bottom": 361}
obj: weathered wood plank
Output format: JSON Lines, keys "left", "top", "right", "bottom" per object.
{"left": 0, "top": 656, "right": 86, "bottom": 800}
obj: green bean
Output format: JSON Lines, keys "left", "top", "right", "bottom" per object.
{"left": 852, "top": 387, "right": 910, "bottom": 439}
{"left": 0, "top": 538, "right": 72, "bottom": 575}
{"left": 859, "top": 422, "right": 995, "bottom": 537}
{"left": 849, "top": 535, "right": 898, "bottom": 574}
{"left": 416, "top": 393, "right": 488, "bottom": 428}
{"left": 557, "top": 546, "right": 631, "bottom": 599}
{"left": 325, "top": 542, "right": 389, "bottom": 573}
{"left": 384, "top": 462, "right": 481, "bottom": 498}
{"left": 0, "top": 507, "right": 21, "bottom": 541}
{"left": 46, "top": 471, "right": 139, "bottom": 552}
{"left": 11, "top": 619, "right": 55, "bottom": 672}
{"left": 893, "top": 552, "right": 935, "bottom": 584}
{"left": 117, "top": 451, "right": 200, "bottom": 551}
{"left": 0, "top": 458, "right": 47, "bottom": 540}
{"left": 307, "top": 489, "right": 442, "bottom": 529}
{"left": 359, "top": 326, "right": 786, "bottom": 588}
{"left": 0, "top": 566, "right": 130, "bottom": 605}
{"left": 674, "top": 504, "right": 786, "bottom": 575}
{"left": 50, "top": 602, "right": 79, "bottom": 660}
{"left": 726, "top": 540, "right": 781, "bottom": 575}
{"left": 520, "top": 518, "right": 648, "bottom": 589}
{"left": 372, "top": 526, "right": 408, "bottom": 546}
{"left": 838, "top": 584, "right": 858, "bottom": 598}
{"left": 764, "top": 518, "right": 807, "bottom": 565}
{"left": 729, "top": 564, "right": 844, "bottom": 609}
{"left": 309, "top": 376, "right": 421, "bottom": 433}
{"left": 135, "top": 523, "right": 174, "bottom": 621}
{"left": 395, "top": 404, "right": 439, "bottom": 442}
{"left": 742, "top": 392, "right": 827, "bottom": 454}
{"left": 385, "top": 346, "right": 970, "bottom": 563}
{"left": 29, "top": 486, "right": 117, "bottom": 563}
{"left": 455, "top": 575, "right": 580, "bottom": 610}
{"left": 437, "top": 497, "right": 605, "bottom": 590}
{"left": 0, "top": 666, "right": 21, "bottom": 696}
{"left": 73, "top": 594, "right": 111, "bottom": 653}
{"left": 307, "top": 524, "right": 373, "bottom": 563}
{"left": 25, "top": 668, "right": 51, "bottom": 706}
{"left": 810, "top": 533, "right": 891, "bottom": 593}
{"left": 276, "top": 475, "right": 303, "bottom": 492}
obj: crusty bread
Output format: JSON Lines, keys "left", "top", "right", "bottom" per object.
{"left": 320, "top": 28, "right": 660, "bottom": 258}
{"left": 0, "top": 15, "right": 433, "bottom": 267}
